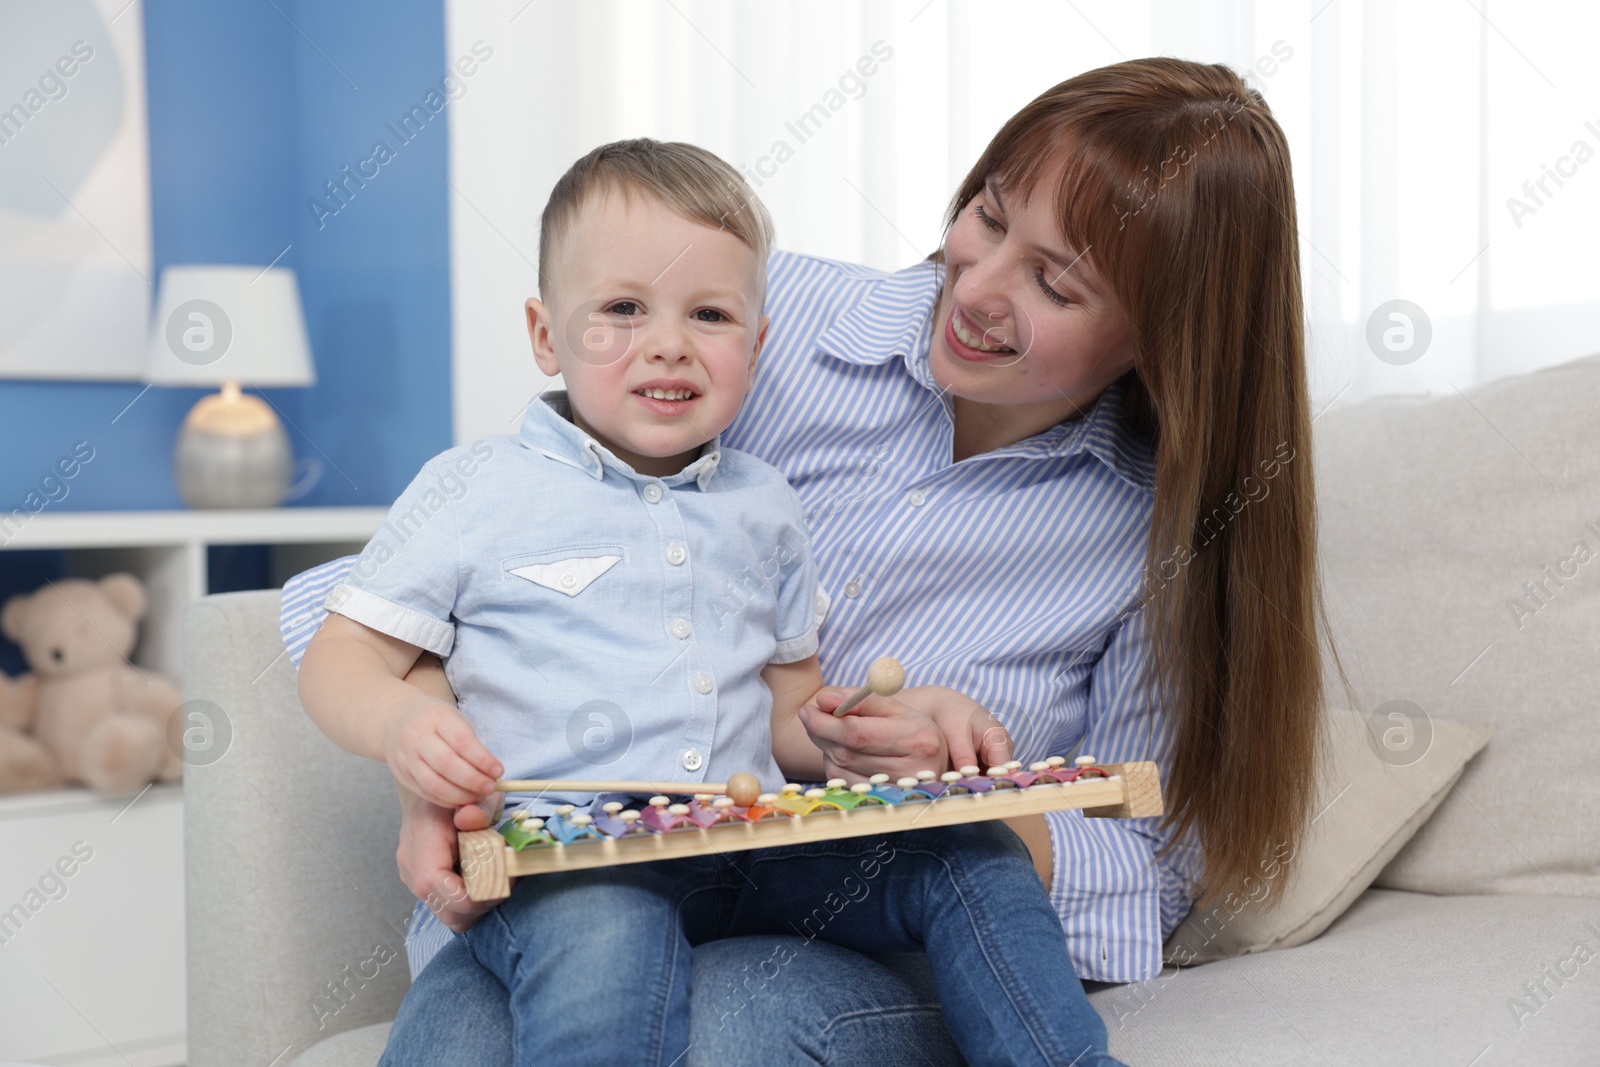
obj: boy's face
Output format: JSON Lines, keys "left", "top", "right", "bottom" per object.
{"left": 525, "top": 188, "right": 768, "bottom": 477}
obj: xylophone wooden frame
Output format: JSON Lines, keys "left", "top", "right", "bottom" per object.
{"left": 458, "top": 760, "right": 1162, "bottom": 902}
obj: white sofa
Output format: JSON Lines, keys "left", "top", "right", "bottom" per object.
{"left": 183, "top": 355, "right": 1600, "bottom": 1066}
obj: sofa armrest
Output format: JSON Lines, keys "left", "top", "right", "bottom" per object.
{"left": 183, "top": 590, "right": 416, "bottom": 1067}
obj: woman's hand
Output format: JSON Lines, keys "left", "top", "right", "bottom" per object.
{"left": 381, "top": 690, "right": 503, "bottom": 808}
{"left": 799, "top": 683, "right": 1014, "bottom": 782}
{"left": 395, "top": 785, "right": 501, "bottom": 933}
{"left": 890, "top": 685, "right": 1014, "bottom": 772}
{"left": 797, "top": 690, "right": 947, "bottom": 781}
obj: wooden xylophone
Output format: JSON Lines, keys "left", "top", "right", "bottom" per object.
{"left": 458, "top": 756, "right": 1163, "bottom": 902}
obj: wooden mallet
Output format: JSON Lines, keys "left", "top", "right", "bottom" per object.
{"left": 494, "top": 774, "right": 764, "bottom": 807}
{"left": 831, "top": 656, "right": 906, "bottom": 716}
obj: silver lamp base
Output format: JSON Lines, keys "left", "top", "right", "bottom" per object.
{"left": 174, "top": 386, "right": 292, "bottom": 509}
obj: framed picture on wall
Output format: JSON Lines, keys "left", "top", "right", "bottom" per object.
{"left": 0, "top": 0, "right": 151, "bottom": 381}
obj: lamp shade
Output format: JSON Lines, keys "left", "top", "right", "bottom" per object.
{"left": 145, "top": 265, "right": 316, "bottom": 386}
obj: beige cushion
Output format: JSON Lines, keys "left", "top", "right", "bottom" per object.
{"left": 1314, "top": 353, "right": 1600, "bottom": 897}
{"left": 1098, "top": 888, "right": 1600, "bottom": 1065}
{"left": 1163, "top": 710, "right": 1490, "bottom": 964}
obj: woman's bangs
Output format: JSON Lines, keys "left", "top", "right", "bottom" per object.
{"left": 989, "top": 122, "right": 1145, "bottom": 304}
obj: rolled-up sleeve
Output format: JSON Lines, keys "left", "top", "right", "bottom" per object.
{"left": 1043, "top": 604, "right": 1205, "bottom": 983}
{"left": 319, "top": 461, "right": 463, "bottom": 656}
{"left": 279, "top": 459, "right": 464, "bottom": 667}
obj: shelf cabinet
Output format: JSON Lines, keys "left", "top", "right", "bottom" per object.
{"left": 0, "top": 508, "right": 384, "bottom": 1066}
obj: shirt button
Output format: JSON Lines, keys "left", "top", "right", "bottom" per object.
{"left": 813, "top": 592, "right": 828, "bottom": 614}
{"left": 559, "top": 573, "right": 577, "bottom": 589}
{"left": 666, "top": 543, "right": 687, "bottom": 566}
{"left": 671, "top": 618, "right": 692, "bottom": 639}
{"left": 844, "top": 581, "right": 861, "bottom": 598}
{"left": 907, "top": 488, "right": 926, "bottom": 507}
{"left": 692, "top": 672, "right": 714, "bottom": 694}
{"left": 643, "top": 483, "right": 664, "bottom": 503}
{"left": 682, "top": 748, "right": 704, "bottom": 772}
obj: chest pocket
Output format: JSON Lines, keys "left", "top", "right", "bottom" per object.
{"left": 509, "top": 553, "right": 621, "bottom": 596}
{"left": 503, "top": 546, "right": 626, "bottom": 599}
{"left": 493, "top": 546, "right": 637, "bottom": 658}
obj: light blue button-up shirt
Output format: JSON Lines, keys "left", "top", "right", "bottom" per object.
{"left": 322, "top": 390, "right": 821, "bottom": 816}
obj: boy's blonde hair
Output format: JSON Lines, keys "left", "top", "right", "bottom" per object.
{"left": 539, "top": 138, "right": 775, "bottom": 304}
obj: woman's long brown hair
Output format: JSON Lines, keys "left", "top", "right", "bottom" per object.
{"left": 944, "top": 58, "right": 1344, "bottom": 911}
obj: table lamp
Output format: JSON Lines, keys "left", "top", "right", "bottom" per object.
{"left": 145, "top": 265, "right": 316, "bottom": 508}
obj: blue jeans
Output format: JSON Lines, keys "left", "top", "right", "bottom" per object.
{"left": 378, "top": 823, "right": 1124, "bottom": 1067}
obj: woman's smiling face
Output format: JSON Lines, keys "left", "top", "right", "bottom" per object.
{"left": 930, "top": 163, "right": 1137, "bottom": 423}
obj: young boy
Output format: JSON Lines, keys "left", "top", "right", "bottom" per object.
{"left": 298, "top": 139, "right": 1121, "bottom": 1067}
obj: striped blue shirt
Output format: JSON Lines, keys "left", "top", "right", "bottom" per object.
{"left": 280, "top": 248, "right": 1203, "bottom": 985}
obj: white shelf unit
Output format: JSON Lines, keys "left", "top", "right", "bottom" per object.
{"left": 0, "top": 507, "right": 386, "bottom": 679}
{"left": 0, "top": 785, "right": 185, "bottom": 1067}
{"left": 0, "top": 508, "right": 384, "bottom": 1067}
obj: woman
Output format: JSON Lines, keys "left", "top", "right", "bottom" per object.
{"left": 280, "top": 56, "right": 1329, "bottom": 1063}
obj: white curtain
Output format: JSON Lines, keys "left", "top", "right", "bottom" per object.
{"left": 446, "top": 0, "right": 1600, "bottom": 444}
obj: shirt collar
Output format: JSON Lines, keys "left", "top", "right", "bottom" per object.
{"left": 814, "top": 260, "right": 1155, "bottom": 496}
{"left": 1052, "top": 374, "right": 1156, "bottom": 496}
{"left": 815, "top": 258, "right": 944, "bottom": 389}
{"left": 948, "top": 374, "right": 1155, "bottom": 495}
{"left": 517, "top": 390, "right": 724, "bottom": 491}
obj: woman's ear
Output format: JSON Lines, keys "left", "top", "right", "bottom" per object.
{"left": 526, "top": 297, "right": 559, "bottom": 377}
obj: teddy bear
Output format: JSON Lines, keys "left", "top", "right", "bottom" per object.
{"left": 0, "top": 573, "right": 184, "bottom": 795}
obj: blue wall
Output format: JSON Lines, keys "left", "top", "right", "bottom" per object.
{"left": 0, "top": 0, "right": 452, "bottom": 513}
{"left": 0, "top": 0, "right": 452, "bottom": 673}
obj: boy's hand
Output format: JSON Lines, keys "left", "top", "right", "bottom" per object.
{"left": 382, "top": 691, "right": 504, "bottom": 807}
